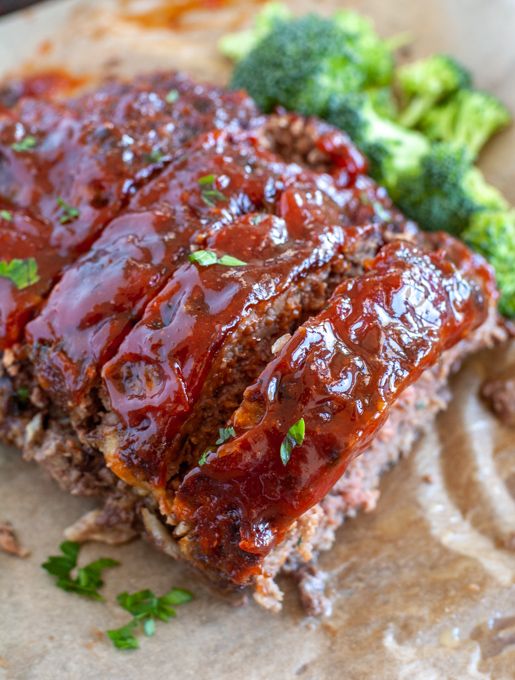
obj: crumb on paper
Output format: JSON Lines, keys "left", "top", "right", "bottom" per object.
{"left": 421, "top": 474, "right": 433, "bottom": 484}
{"left": 481, "top": 371, "right": 515, "bottom": 427}
{"left": 0, "top": 521, "right": 30, "bottom": 558}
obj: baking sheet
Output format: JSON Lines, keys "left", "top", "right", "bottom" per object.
{"left": 0, "top": 1, "right": 514, "bottom": 678}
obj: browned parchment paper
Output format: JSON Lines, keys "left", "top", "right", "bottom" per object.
{"left": 1, "top": 2, "right": 514, "bottom": 678}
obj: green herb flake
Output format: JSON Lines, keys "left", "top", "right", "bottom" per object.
{"left": 107, "top": 587, "right": 193, "bottom": 650}
{"left": 197, "top": 174, "right": 227, "bottom": 207}
{"left": 188, "top": 250, "right": 247, "bottom": 268}
{"left": 107, "top": 621, "right": 139, "bottom": 650}
{"left": 0, "top": 257, "right": 39, "bottom": 290}
{"left": 56, "top": 197, "right": 80, "bottom": 224}
{"left": 165, "top": 89, "right": 180, "bottom": 104}
{"left": 216, "top": 426, "right": 236, "bottom": 445}
{"left": 16, "top": 386, "right": 30, "bottom": 403}
{"left": 198, "top": 448, "right": 212, "bottom": 466}
{"left": 0, "top": 209, "right": 13, "bottom": 222}
{"left": 217, "top": 254, "right": 247, "bottom": 267}
{"left": 11, "top": 135, "right": 37, "bottom": 152}
{"left": 146, "top": 148, "right": 165, "bottom": 164}
{"left": 189, "top": 250, "right": 219, "bottom": 267}
{"left": 42, "top": 541, "right": 119, "bottom": 600}
{"left": 280, "top": 417, "right": 306, "bottom": 466}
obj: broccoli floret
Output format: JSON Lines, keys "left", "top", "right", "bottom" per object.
{"left": 332, "top": 9, "right": 397, "bottom": 87}
{"left": 327, "top": 93, "right": 429, "bottom": 185}
{"left": 462, "top": 210, "right": 515, "bottom": 317}
{"left": 397, "top": 55, "right": 472, "bottom": 128}
{"left": 419, "top": 89, "right": 511, "bottom": 158}
{"left": 231, "top": 15, "right": 366, "bottom": 115}
{"left": 365, "top": 86, "right": 398, "bottom": 119}
{"left": 218, "top": 2, "right": 292, "bottom": 62}
{"left": 392, "top": 143, "right": 507, "bottom": 234}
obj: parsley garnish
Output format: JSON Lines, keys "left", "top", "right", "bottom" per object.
{"left": 197, "top": 174, "right": 227, "bottom": 207}
{"left": 0, "top": 257, "right": 39, "bottom": 290}
{"left": 11, "top": 135, "right": 37, "bottom": 152}
{"left": 0, "top": 209, "right": 13, "bottom": 221}
{"left": 165, "top": 89, "right": 179, "bottom": 103}
{"left": 198, "top": 449, "right": 211, "bottom": 466}
{"left": 216, "top": 426, "right": 236, "bottom": 445}
{"left": 280, "top": 418, "right": 305, "bottom": 465}
{"left": 188, "top": 250, "right": 246, "bottom": 267}
{"left": 42, "top": 541, "right": 119, "bottom": 600}
{"left": 56, "top": 197, "right": 80, "bottom": 224}
{"left": 16, "top": 386, "right": 29, "bottom": 403}
{"left": 145, "top": 148, "right": 165, "bottom": 164}
{"left": 107, "top": 587, "right": 193, "bottom": 650}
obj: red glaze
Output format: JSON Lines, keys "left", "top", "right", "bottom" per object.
{"left": 26, "top": 130, "right": 296, "bottom": 406}
{"left": 26, "top": 119, "right": 393, "bottom": 408}
{"left": 0, "top": 207, "right": 65, "bottom": 349}
{"left": 0, "top": 73, "right": 259, "bottom": 348}
{"left": 0, "top": 70, "right": 86, "bottom": 110}
{"left": 173, "top": 239, "right": 492, "bottom": 585}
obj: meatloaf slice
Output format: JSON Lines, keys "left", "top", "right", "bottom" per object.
{"left": 172, "top": 238, "right": 496, "bottom": 589}
{"left": 0, "top": 73, "right": 260, "bottom": 348}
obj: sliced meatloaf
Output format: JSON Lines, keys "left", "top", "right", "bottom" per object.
{"left": 0, "top": 71, "right": 507, "bottom": 612}
{"left": 0, "top": 73, "right": 259, "bottom": 348}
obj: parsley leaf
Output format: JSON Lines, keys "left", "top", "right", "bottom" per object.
{"left": 0, "top": 209, "right": 13, "bottom": 221}
{"left": 56, "top": 197, "right": 80, "bottom": 224}
{"left": 107, "top": 621, "right": 139, "bottom": 650}
{"left": 42, "top": 541, "right": 119, "bottom": 600}
{"left": 216, "top": 426, "right": 236, "bottom": 445}
{"left": 188, "top": 250, "right": 247, "bottom": 268}
{"left": 11, "top": 135, "right": 37, "bottom": 152}
{"left": 107, "top": 587, "right": 193, "bottom": 650}
{"left": 0, "top": 257, "right": 39, "bottom": 290}
{"left": 280, "top": 417, "right": 306, "bottom": 465}
{"left": 16, "top": 386, "right": 30, "bottom": 403}
{"left": 197, "top": 174, "right": 227, "bottom": 207}
{"left": 145, "top": 148, "right": 165, "bottom": 164}
{"left": 165, "top": 89, "right": 179, "bottom": 103}
{"left": 198, "top": 448, "right": 212, "bottom": 466}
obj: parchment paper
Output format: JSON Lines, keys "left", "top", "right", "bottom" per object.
{"left": 0, "top": 2, "right": 514, "bottom": 678}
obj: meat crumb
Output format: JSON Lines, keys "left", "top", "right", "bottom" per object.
{"left": 0, "top": 521, "right": 30, "bottom": 557}
{"left": 481, "top": 371, "right": 515, "bottom": 427}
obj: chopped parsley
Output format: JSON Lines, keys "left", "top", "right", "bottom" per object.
{"left": 0, "top": 209, "right": 13, "bottom": 222}
{"left": 280, "top": 417, "right": 306, "bottom": 465}
{"left": 145, "top": 148, "right": 165, "bottom": 164}
{"left": 56, "top": 197, "right": 80, "bottom": 224}
{"left": 0, "top": 257, "right": 39, "bottom": 290}
{"left": 16, "top": 386, "right": 30, "bottom": 403}
{"left": 11, "top": 135, "right": 37, "bottom": 152}
{"left": 165, "top": 89, "right": 179, "bottom": 104}
{"left": 107, "top": 587, "right": 193, "bottom": 650}
{"left": 198, "top": 449, "right": 212, "bottom": 466}
{"left": 188, "top": 250, "right": 246, "bottom": 267}
{"left": 197, "top": 174, "right": 227, "bottom": 207}
{"left": 41, "top": 541, "right": 119, "bottom": 601}
{"left": 216, "top": 426, "right": 236, "bottom": 445}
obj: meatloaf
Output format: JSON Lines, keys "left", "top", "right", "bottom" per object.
{"left": 0, "top": 72, "right": 506, "bottom": 611}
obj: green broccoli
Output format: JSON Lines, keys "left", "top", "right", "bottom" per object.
{"left": 231, "top": 15, "right": 366, "bottom": 115}
{"left": 462, "top": 210, "right": 515, "bottom": 317}
{"left": 218, "top": 2, "right": 292, "bottom": 62}
{"left": 419, "top": 89, "right": 511, "bottom": 159}
{"left": 326, "top": 92, "right": 429, "bottom": 185}
{"left": 397, "top": 55, "right": 472, "bottom": 128}
{"left": 392, "top": 143, "right": 507, "bottom": 234}
{"left": 365, "top": 86, "right": 398, "bottom": 119}
{"left": 332, "top": 9, "right": 401, "bottom": 87}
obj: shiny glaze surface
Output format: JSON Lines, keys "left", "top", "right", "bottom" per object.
{"left": 0, "top": 72, "right": 258, "bottom": 347}
{"left": 100, "top": 146, "right": 399, "bottom": 486}
{"left": 0, "top": 206, "right": 65, "bottom": 348}
{"left": 27, "top": 129, "right": 292, "bottom": 405}
{"left": 174, "top": 239, "right": 492, "bottom": 585}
